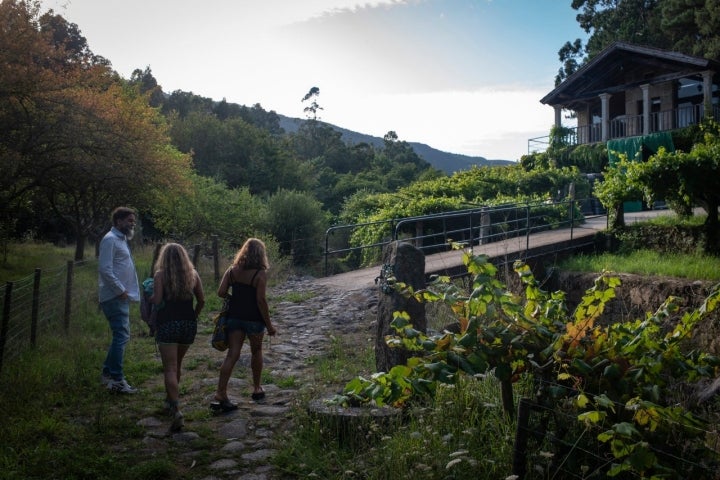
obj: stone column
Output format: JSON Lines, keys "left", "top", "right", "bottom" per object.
{"left": 554, "top": 105, "right": 562, "bottom": 128}
{"left": 375, "top": 241, "right": 426, "bottom": 373}
{"left": 600, "top": 93, "right": 611, "bottom": 142}
{"left": 641, "top": 84, "right": 650, "bottom": 135}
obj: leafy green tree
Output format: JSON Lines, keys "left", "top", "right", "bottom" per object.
{"left": 558, "top": 0, "right": 720, "bottom": 83}
{"left": 624, "top": 121, "right": 720, "bottom": 251}
{"left": 555, "top": 39, "right": 585, "bottom": 85}
{"left": 301, "top": 86, "right": 323, "bottom": 120}
{"left": 574, "top": 0, "right": 667, "bottom": 57}
{"left": 129, "top": 66, "right": 165, "bottom": 107}
{"left": 0, "top": 1, "right": 193, "bottom": 259}
{"left": 46, "top": 81, "right": 194, "bottom": 260}
{"left": 38, "top": 7, "right": 109, "bottom": 66}
{"left": 162, "top": 89, "right": 215, "bottom": 118}
{"left": 151, "top": 173, "right": 267, "bottom": 245}
{"left": 169, "top": 111, "right": 314, "bottom": 195}
{"left": 593, "top": 157, "right": 644, "bottom": 228}
{"left": 661, "top": 0, "right": 720, "bottom": 59}
{"left": 264, "top": 189, "right": 329, "bottom": 265}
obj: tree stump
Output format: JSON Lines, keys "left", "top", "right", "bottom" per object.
{"left": 307, "top": 399, "right": 402, "bottom": 449}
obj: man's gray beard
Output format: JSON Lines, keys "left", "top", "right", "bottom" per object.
{"left": 126, "top": 228, "right": 135, "bottom": 241}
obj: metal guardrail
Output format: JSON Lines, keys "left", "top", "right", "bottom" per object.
{"left": 323, "top": 198, "right": 596, "bottom": 276}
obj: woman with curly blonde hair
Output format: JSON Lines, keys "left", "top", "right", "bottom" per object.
{"left": 150, "top": 243, "right": 205, "bottom": 431}
{"left": 213, "top": 238, "right": 277, "bottom": 410}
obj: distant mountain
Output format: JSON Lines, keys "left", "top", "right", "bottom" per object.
{"left": 277, "top": 115, "right": 515, "bottom": 174}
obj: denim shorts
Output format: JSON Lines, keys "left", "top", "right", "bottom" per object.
{"left": 226, "top": 317, "right": 266, "bottom": 335}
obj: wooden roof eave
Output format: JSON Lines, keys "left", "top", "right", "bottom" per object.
{"left": 551, "top": 69, "right": 713, "bottom": 111}
{"left": 540, "top": 41, "right": 718, "bottom": 108}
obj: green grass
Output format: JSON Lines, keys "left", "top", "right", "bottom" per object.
{"left": 0, "top": 310, "right": 155, "bottom": 480}
{"left": 306, "top": 334, "right": 375, "bottom": 385}
{"left": 0, "top": 243, "right": 225, "bottom": 479}
{"left": 0, "top": 242, "right": 79, "bottom": 282}
{"left": 272, "top": 290, "right": 318, "bottom": 303}
{"left": 273, "top": 375, "right": 518, "bottom": 479}
{"left": 559, "top": 249, "right": 720, "bottom": 280}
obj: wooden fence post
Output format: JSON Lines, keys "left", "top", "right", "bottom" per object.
{"left": 511, "top": 397, "right": 532, "bottom": 480}
{"left": 212, "top": 235, "right": 219, "bottom": 283}
{"left": 0, "top": 282, "right": 12, "bottom": 374}
{"left": 64, "top": 260, "right": 73, "bottom": 332}
{"left": 192, "top": 244, "right": 201, "bottom": 268}
{"left": 31, "top": 268, "right": 40, "bottom": 347}
{"left": 501, "top": 379, "right": 515, "bottom": 419}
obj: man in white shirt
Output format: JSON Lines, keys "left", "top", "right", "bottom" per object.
{"left": 98, "top": 206, "right": 140, "bottom": 394}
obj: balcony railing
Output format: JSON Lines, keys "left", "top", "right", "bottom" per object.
{"left": 528, "top": 103, "right": 720, "bottom": 154}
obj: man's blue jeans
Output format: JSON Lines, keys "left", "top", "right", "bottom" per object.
{"left": 101, "top": 297, "right": 131, "bottom": 381}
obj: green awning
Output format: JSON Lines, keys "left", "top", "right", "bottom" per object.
{"left": 607, "top": 131, "right": 675, "bottom": 165}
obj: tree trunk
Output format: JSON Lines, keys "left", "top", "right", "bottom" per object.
{"left": 704, "top": 199, "right": 719, "bottom": 254}
{"left": 74, "top": 234, "right": 86, "bottom": 261}
{"left": 610, "top": 202, "right": 625, "bottom": 229}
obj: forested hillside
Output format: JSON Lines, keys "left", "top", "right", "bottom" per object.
{"left": 277, "top": 115, "right": 515, "bottom": 174}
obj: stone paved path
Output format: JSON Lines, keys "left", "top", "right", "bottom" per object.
{"left": 135, "top": 275, "right": 379, "bottom": 479}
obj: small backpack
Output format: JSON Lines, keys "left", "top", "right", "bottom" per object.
{"left": 140, "top": 277, "right": 157, "bottom": 336}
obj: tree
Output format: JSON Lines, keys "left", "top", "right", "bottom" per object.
{"left": 129, "top": 66, "right": 165, "bottom": 107}
{"left": 661, "top": 0, "right": 720, "bottom": 59}
{"left": 42, "top": 81, "right": 193, "bottom": 260}
{"left": 593, "top": 157, "right": 644, "bottom": 228}
{"left": 151, "top": 173, "right": 267, "bottom": 245}
{"left": 559, "top": 0, "right": 720, "bottom": 83}
{"left": 301, "top": 86, "right": 323, "bottom": 120}
{"left": 169, "top": 110, "right": 314, "bottom": 195}
{"left": 264, "top": 189, "right": 328, "bottom": 265}
{"left": 574, "top": 0, "right": 667, "bottom": 57}
{"left": 555, "top": 39, "right": 585, "bottom": 85}
{"left": 627, "top": 121, "right": 720, "bottom": 251}
{"left": 0, "top": 1, "right": 193, "bottom": 259}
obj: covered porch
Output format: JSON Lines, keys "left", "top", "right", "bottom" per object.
{"left": 530, "top": 42, "right": 720, "bottom": 154}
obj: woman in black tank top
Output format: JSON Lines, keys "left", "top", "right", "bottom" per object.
{"left": 150, "top": 243, "right": 205, "bottom": 431}
{"left": 213, "top": 238, "right": 277, "bottom": 410}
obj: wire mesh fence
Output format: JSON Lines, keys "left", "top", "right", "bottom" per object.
{"left": 0, "top": 239, "right": 226, "bottom": 375}
{"left": 0, "top": 260, "right": 90, "bottom": 372}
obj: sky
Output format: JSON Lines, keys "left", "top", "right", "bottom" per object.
{"left": 41, "top": 0, "right": 588, "bottom": 161}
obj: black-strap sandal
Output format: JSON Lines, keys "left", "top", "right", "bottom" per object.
{"left": 251, "top": 391, "right": 265, "bottom": 401}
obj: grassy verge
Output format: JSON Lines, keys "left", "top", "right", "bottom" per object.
{"left": 559, "top": 248, "right": 720, "bottom": 280}
{"left": 557, "top": 212, "right": 719, "bottom": 280}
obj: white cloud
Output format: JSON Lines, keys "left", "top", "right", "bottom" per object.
{"left": 40, "top": 0, "right": 584, "bottom": 160}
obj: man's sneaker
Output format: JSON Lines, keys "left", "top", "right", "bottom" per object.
{"left": 107, "top": 378, "right": 138, "bottom": 394}
{"left": 100, "top": 373, "right": 112, "bottom": 386}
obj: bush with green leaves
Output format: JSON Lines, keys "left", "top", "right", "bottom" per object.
{"left": 335, "top": 252, "right": 720, "bottom": 478}
{"left": 265, "top": 189, "right": 330, "bottom": 266}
